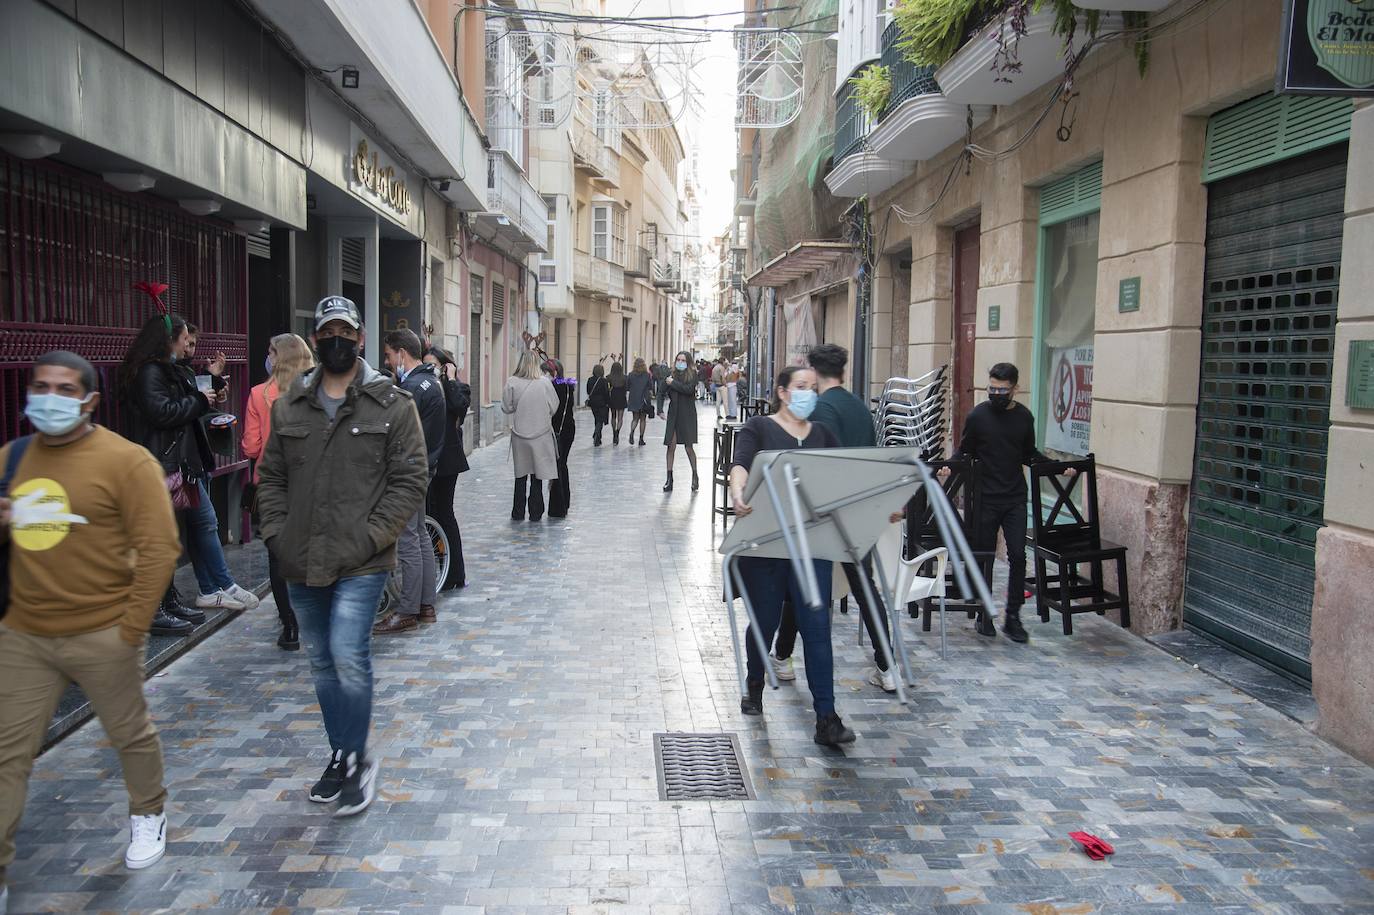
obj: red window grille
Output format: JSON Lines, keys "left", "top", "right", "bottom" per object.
{"left": 0, "top": 154, "right": 249, "bottom": 472}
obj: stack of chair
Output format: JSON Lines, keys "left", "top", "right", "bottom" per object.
{"left": 871, "top": 367, "right": 948, "bottom": 459}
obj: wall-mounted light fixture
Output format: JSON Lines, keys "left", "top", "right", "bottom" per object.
{"left": 103, "top": 172, "right": 156, "bottom": 193}
{"left": 179, "top": 199, "right": 222, "bottom": 217}
{"left": 436, "top": 179, "right": 451, "bottom": 193}
{"left": 0, "top": 132, "right": 62, "bottom": 159}
{"left": 341, "top": 68, "right": 359, "bottom": 89}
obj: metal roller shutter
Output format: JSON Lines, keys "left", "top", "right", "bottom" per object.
{"left": 1183, "top": 143, "right": 1346, "bottom": 682}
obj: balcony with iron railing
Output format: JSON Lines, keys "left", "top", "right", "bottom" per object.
{"left": 833, "top": 85, "right": 874, "bottom": 165}
{"left": 866, "top": 19, "right": 993, "bottom": 165}
{"left": 625, "top": 245, "right": 653, "bottom": 278}
{"left": 476, "top": 152, "right": 546, "bottom": 256}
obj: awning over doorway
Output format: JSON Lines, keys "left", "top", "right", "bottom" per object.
{"left": 746, "top": 241, "right": 854, "bottom": 288}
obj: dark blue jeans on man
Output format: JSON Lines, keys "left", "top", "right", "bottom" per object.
{"left": 184, "top": 479, "right": 234, "bottom": 596}
{"left": 288, "top": 572, "right": 389, "bottom": 757}
{"left": 740, "top": 556, "right": 835, "bottom": 717}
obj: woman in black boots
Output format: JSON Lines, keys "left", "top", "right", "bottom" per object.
{"left": 586, "top": 363, "right": 611, "bottom": 445}
{"left": 626, "top": 357, "right": 654, "bottom": 446}
{"left": 607, "top": 361, "right": 628, "bottom": 445}
{"left": 662, "top": 350, "right": 699, "bottom": 492}
{"left": 545, "top": 357, "right": 578, "bottom": 518}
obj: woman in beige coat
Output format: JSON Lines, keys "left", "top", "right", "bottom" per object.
{"left": 502, "top": 349, "right": 559, "bottom": 521}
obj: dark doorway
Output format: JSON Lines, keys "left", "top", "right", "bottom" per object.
{"left": 952, "top": 223, "right": 981, "bottom": 443}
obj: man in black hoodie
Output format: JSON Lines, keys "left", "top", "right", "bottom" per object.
{"left": 947, "top": 362, "right": 1071, "bottom": 644}
{"left": 374, "top": 329, "right": 446, "bottom": 634}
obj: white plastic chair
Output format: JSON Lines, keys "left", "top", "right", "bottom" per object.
{"left": 894, "top": 546, "right": 950, "bottom": 661}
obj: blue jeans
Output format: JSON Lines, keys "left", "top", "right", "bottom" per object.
{"left": 740, "top": 557, "right": 836, "bottom": 717}
{"left": 184, "top": 479, "right": 233, "bottom": 595}
{"left": 288, "top": 572, "right": 388, "bottom": 757}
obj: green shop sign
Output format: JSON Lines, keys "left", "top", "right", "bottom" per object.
{"left": 1278, "top": 0, "right": 1374, "bottom": 95}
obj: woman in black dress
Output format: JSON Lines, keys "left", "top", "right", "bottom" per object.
{"left": 607, "top": 361, "right": 629, "bottom": 445}
{"left": 662, "top": 350, "right": 699, "bottom": 492}
{"left": 545, "top": 357, "right": 577, "bottom": 518}
{"left": 625, "top": 357, "right": 654, "bottom": 446}
{"left": 586, "top": 363, "right": 611, "bottom": 446}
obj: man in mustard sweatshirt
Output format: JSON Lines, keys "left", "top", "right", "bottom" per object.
{"left": 0, "top": 351, "right": 182, "bottom": 909}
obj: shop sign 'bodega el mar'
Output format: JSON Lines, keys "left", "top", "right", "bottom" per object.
{"left": 1278, "top": 0, "right": 1374, "bottom": 95}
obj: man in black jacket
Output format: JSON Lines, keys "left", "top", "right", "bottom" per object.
{"left": 374, "top": 329, "right": 446, "bottom": 635}
{"left": 948, "top": 362, "right": 1071, "bottom": 644}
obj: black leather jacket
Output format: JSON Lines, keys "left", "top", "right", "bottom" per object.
{"left": 436, "top": 375, "right": 471, "bottom": 477}
{"left": 123, "top": 360, "right": 215, "bottom": 479}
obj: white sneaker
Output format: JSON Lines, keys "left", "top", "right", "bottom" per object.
{"left": 124, "top": 813, "right": 167, "bottom": 870}
{"left": 770, "top": 652, "right": 796, "bottom": 681}
{"left": 194, "top": 590, "right": 246, "bottom": 611}
{"left": 867, "top": 666, "right": 897, "bottom": 694}
{"left": 1, "top": 882, "right": 8, "bottom": 914}
{"left": 225, "top": 583, "right": 260, "bottom": 610}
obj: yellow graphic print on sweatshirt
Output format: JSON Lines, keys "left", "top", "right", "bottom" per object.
{"left": 9, "top": 477, "right": 90, "bottom": 551}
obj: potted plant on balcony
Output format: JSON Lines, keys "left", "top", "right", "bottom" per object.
{"left": 850, "top": 65, "right": 895, "bottom": 120}
{"left": 892, "top": 0, "right": 1148, "bottom": 105}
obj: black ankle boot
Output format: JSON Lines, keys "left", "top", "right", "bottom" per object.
{"left": 663, "top": 471, "right": 674, "bottom": 492}
{"left": 277, "top": 621, "right": 300, "bottom": 651}
{"left": 740, "top": 680, "right": 764, "bottom": 716}
{"left": 814, "top": 713, "right": 856, "bottom": 746}
{"left": 613, "top": 429, "right": 620, "bottom": 445}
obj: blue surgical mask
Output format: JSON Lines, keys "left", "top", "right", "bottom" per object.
{"left": 787, "top": 389, "right": 817, "bottom": 420}
{"left": 675, "top": 361, "right": 688, "bottom": 371}
{"left": 265, "top": 355, "right": 274, "bottom": 376}
{"left": 25, "top": 392, "right": 93, "bottom": 436}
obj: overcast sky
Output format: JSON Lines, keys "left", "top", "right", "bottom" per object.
{"left": 603, "top": 0, "right": 742, "bottom": 246}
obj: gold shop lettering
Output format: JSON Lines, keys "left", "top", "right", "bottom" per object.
{"left": 353, "top": 140, "right": 411, "bottom": 215}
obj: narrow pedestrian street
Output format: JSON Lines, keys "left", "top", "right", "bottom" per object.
{"left": 9, "top": 406, "right": 1374, "bottom": 913}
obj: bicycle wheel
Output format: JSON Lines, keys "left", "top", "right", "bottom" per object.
{"left": 377, "top": 571, "right": 402, "bottom": 621}
{"left": 425, "top": 515, "right": 451, "bottom": 591}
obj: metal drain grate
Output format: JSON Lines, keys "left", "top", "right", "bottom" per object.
{"left": 654, "top": 732, "right": 755, "bottom": 801}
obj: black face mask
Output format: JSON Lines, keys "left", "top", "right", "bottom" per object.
{"left": 317, "top": 336, "right": 359, "bottom": 374}
{"left": 988, "top": 392, "right": 1012, "bottom": 410}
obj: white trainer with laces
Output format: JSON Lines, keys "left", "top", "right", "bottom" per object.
{"left": 225, "top": 584, "right": 260, "bottom": 610}
{"left": 125, "top": 813, "right": 167, "bottom": 870}
{"left": 867, "top": 666, "right": 897, "bottom": 694}
{"left": 1, "top": 882, "right": 9, "bottom": 914}
{"left": 769, "top": 652, "right": 796, "bottom": 681}
{"left": 194, "top": 590, "right": 246, "bottom": 612}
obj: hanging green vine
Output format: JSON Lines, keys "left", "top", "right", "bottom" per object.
{"left": 850, "top": 65, "right": 894, "bottom": 119}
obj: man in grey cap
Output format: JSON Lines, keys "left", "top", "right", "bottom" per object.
{"left": 256, "top": 296, "right": 428, "bottom": 817}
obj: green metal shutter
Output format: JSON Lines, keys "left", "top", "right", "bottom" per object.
{"left": 1203, "top": 94, "right": 1352, "bottom": 184}
{"left": 1184, "top": 143, "right": 1347, "bottom": 682}
{"left": 1038, "top": 161, "right": 1103, "bottom": 225}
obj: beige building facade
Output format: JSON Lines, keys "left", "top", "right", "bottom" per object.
{"left": 830, "top": 1, "right": 1373, "bottom": 762}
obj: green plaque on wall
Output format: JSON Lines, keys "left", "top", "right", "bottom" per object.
{"left": 1119, "top": 276, "right": 1141, "bottom": 313}
{"left": 1348, "top": 340, "right": 1374, "bottom": 409}
{"left": 988, "top": 305, "right": 1001, "bottom": 332}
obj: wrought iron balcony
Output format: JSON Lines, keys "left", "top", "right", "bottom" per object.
{"left": 625, "top": 245, "right": 653, "bottom": 278}
{"left": 880, "top": 21, "right": 939, "bottom": 113}
{"left": 834, "top": 84, "right": 874, "bottom": 163}
{"left": 572, "top": 110, "right": 620, "bottom": 187}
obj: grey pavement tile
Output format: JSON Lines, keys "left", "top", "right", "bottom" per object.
{"left": 6, "top": 404, "right": 1374, "bottom": 913}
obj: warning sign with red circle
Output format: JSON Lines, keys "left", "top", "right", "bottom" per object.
{"left": 1044, "top": 345, "right": 1093, "bottom": 455}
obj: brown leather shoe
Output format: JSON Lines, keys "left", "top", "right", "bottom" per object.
{"left": 418, "top": 604, "right": 437, "bottom": 624}
{"left": 372, "top": 614, "right": 418, "bottom": 635}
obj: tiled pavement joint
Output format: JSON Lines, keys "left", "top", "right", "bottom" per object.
{"left": 10, "top": 406, "right": 1374, "bottom": 913}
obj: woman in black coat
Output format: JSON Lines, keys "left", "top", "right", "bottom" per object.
{"left": 662, "top": 350, "right": 699, "bottom": 492}
{"left": 545, "top": 357, "right": 578, "bottom": 518}
{"left": 586, "top": 363, "right": 611, "bottom": 446}
{"left": 423, "top": 346, "right": 469, "bottom": 589}
{"left": 119, "top": 313, "right": 257, "bottom": 629}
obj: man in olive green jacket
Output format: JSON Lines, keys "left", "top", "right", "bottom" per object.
{"left": 256, "top": 295, "right": 427, "bottom": 818}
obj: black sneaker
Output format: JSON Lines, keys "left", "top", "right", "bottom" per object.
{"left": 740, "top": 680, "right": 764, "bottom": 716}
{"left": 149, "top": 607, "right": 193, "bottom": 636}
{"left": 1002, "top": 613, "right": 1029, "bottom": 644}
{"left": 309, "top": 750, "right": 346, "bottom": 803}
{"left": 164, "top": 601, "right": 207, "bottom": 625}
{"left": 333, "top": 753, "right": 378, "bottom": 818}
{"left": 975, "top": 613, "right": 998, "bottom": 638}
{"left": 814, "top": 713, "right": 856, "bottom": 746}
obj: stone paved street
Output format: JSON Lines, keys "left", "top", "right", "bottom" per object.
{"left": 9, "top": 405, "right": 1374, "bottom": 914}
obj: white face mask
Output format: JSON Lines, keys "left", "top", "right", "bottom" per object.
{"left": 25, "top": 392, "right": 94, "bottom": 436}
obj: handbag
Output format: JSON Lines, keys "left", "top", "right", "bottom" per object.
{"left": 165, "top": 469, "right": 201, "bottom": 511}
{"left": 1, "top": 435, "right": 35, "bottom": 620}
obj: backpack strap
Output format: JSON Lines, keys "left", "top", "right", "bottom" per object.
{"left": 1, "top": 436, "right": 33, "bottom": 499}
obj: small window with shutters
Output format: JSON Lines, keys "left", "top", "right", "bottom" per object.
{"left": 491, "top": 282, "right": 506, "bottom": 326}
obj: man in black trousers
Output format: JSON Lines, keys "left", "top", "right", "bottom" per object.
{"left": 947, "top": 362, "right": 1071, "bottom": 644}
